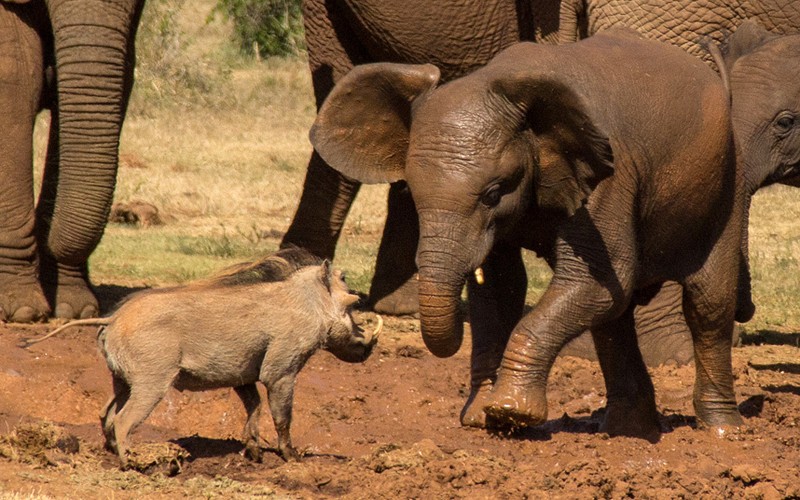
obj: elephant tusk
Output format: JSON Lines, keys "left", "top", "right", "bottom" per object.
{"left": 475, "top": 267, "right": 485, "bottom": 285}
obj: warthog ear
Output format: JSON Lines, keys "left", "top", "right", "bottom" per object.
{"left": 491, "top": 73, "right": 614, "bottom": 217}
{"left": 319, "top": 260, "right": 333, "bottom": 292}
{"left": 310, "top": 62, "right": 441, "bottom": 184}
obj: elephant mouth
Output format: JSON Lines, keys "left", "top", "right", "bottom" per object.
{"left": 766, "top": 162, "right": 800, "bottom": 188}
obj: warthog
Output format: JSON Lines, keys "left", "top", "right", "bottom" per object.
{"left": 27, "top": 248, "right": 381, "bottom": 465}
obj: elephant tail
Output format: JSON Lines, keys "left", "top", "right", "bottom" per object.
{"left": 22, "top": 317, "right": 112, "bottom": 348}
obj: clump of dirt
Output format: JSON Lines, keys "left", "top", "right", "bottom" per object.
{"left": 125, "top": 442, "right": 188, "bottom": 476}
{"left": 109, "top": 200, "right": 163, "bottom": 227}
{"left": 0, "top": 422, "right": 80, "bottom": 466}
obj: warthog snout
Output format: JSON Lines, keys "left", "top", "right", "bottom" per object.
{"left": 330, "top": 314, "right": 383, "bottom": 363}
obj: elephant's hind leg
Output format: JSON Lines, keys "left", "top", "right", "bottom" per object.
{"left": 368, "top": 182, "right": 420, "bottom": 315}
{"left": 591, "top": 304, "right": 660, "bottom": 441}
{"left": 681, "top": 262, "right": 742, "bottom": 430}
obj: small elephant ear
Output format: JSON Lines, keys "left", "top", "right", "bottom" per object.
{"left": 310, "top": 63, "right": 441, "bottom": 184}
{"left": 491, "top": 74, "right": 614, "bottom": 217}
{"left": 719, "top": 20, "right": 780, "bottom": 70}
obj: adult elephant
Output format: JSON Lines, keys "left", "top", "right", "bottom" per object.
{"left": 0, "top": 0, "right": 144, "bottom": 322}
{"left": 559, "top": 0, "right": 800, "bottom": 59}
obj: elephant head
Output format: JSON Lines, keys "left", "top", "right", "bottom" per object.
{"left": 711, "top": 20, "right": 800, "bottom": 193}
{"left": 310, "top": 55, "right": 613, "bottom": 357}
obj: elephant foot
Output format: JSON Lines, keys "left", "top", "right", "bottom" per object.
{"left": 0, "top": 273, "right": 50, "bottom": 323}
{"left": 51, "top": 285, "right": 99, "bottom": 319}
{"left": 368, "top": 273, "right": 419, "bottom": 316}
{"left": 694, "top": 399, "right": 743, "bottom": 431}
{"left": 482, "top": 379, "right": 548, "bottom": 430}
{"left": 636, "top": 328, "right": 694, "bottom": 367}
{"left": 41, "top": 264, "right": 99, "bottom": 319}
{"left": 600, "top": 398, "right": 661, "bottom": 442}
{"left": 460, "top": 384, "right": 495, "bottom": 428}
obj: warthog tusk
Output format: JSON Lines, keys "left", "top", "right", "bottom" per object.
{"left": 372, "top": 315, "right": 383, "bottom": 340}
{"left": 474, "top": 267, "right": 485, "bottom": 285}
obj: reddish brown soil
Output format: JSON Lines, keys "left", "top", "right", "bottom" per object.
{"left": 1, "top": 307, "right": 799, "bottom": 498}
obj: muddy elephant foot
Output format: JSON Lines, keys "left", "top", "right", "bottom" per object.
{"left": 694, "top": 399, "right": 743, "bottom": 431}
{"left": 482, "top": 379, "right": 548, "bottom": 429}
{"left": 460, "top": 384, "right": 495, "bottom": 428}
{"left": 0, "top": 273, "right": 51, "bottom": 323}
{"left": 368, "top": 273, "right": 419, "bottom": 316}
{"left": 600, "top": 398, "right": 661, "bottom": 442}
{"left": 40, "top": 261, "right": 99, "bottom": 319}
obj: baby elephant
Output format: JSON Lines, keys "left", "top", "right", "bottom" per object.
{"left": 29, "top": 250, "right": 380, "bottom": 465}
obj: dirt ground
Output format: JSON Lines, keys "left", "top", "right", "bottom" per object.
{"left": 1, "top": 295, "right": 799, "bottom": 499}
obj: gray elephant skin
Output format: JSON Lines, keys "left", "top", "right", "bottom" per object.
{"left": 0, "top": 0, "right": 144, "bottom": 322}
{"left": 560, "top": 0, "right": 800, "bottom": 63}
{"left": 310, "top": 30, "right": 745, "bottom": 437}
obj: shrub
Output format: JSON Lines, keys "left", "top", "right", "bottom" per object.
{"left": 213, "top": 0, "right": 305, "bottom": 58}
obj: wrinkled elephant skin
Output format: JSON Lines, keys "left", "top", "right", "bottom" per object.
{"left": 311, "top": 31, "right": 745, "bottom": 436}
{"left": 0, "top": 0, "right": 144, "bottom": 322}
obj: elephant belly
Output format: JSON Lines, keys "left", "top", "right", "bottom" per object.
{"left": 342, "top": 0, "right": 524, "bottom": 80}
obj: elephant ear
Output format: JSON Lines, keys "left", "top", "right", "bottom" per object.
{"left": 718, "top": 20, "right": 780, "bottom": 71}
{"left": 310, "top": 63, "right": 441, "bottom": 184}
{"left": 491, "top": 74, "right": 614, "bottom": 217}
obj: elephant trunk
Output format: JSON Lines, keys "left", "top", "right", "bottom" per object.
{"left": 38, "top": 0, "right": 142, "bottom": 264}
{"left": 415, "top": 214, "right": 478, "bottom": 358}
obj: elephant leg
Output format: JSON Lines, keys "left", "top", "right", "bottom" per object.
{"left": 681, "top": 253, "right": 742, "bottom": 430}
{"left": 0, "top": 3, "right": 49, "bottom": 323}
{"left": 461, "top": 244, "right": 527, "bottom": 428}
{"left": 632, "top": 281, "right": 694, "bottom": 366}
{"left": 560, "top": 282, "right": 694, "bottom": 366}
{"left": 281, "top": 152, "right": 361, "bottom": 260}
{"left": 591, "top": 303, "right": 660, "bottom": 440}
{"left": 368, "top": 182, "right": 420, "bottom": 315}
{"left": 35, "top": 90, "right": 100, "bottom": 320}
{"left": 484, "top": 276, "right": 631, "bottom": 429}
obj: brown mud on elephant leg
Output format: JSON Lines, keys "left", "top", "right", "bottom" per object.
{"left": 460, "top": 245, "right": 527, "bottom": 427}
{"left": 484, "top": 270, "right": 631, "bottom": 430}
{"left": 0, "top": 2, "right": 50, "bottom": 323}
{"left": 590, "top": 305, "right": 660, "bottom": 441}
{"left": 368, "top": 182, "right": 420, "bottom": 315}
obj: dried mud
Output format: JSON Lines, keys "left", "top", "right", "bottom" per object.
{"left": 0, "top": 312, "right": 798, "bottom": 498}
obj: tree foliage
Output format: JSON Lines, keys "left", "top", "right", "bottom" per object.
{"left": 213, "top": 0, "right": 305, "bottom": 58}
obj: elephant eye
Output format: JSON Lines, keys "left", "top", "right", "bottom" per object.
{"left": 481, "top": 186, "right": 502, "bottom": 207}
{"left": 774, "top": 113, "right": 796, "bottom": 135}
